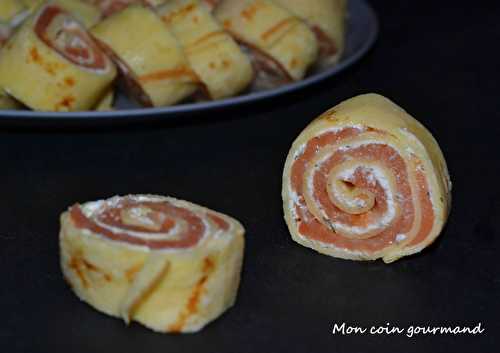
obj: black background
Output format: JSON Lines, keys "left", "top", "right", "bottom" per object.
{"left": 1, "top": 1, "right": 499, "bottom": 352}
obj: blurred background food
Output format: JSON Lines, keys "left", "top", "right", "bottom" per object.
{"left": 0, "top": 0, "right": 348, "bottom": 112}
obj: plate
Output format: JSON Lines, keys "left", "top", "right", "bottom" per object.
{"left": 0, "top": 0, "right": 378, "bottom": 123}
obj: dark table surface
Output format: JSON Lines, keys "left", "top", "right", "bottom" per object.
{"left": 1, "top": 1, "right": 499, "bottom": 352}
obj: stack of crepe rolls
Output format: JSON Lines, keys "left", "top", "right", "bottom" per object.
{"left": 91, "top": 5, "right": 199, "bottom": 107}
{"left": 158, "top": 0, "right": 253, "bottom": 99}
{"left": 282, "top": 94, "right": 452, "bottom": 263}
{"left": 60, "top": 195, "right": 245, "bottom": 333}
{"left": 214, "top": 0, "right": 319, "bottom": 90}
{"left": 0, "top": 1, "right": 117, "bottom": 111}
{"left": 273, "top": 0, "right": 347, "bottom": 67}
{"left": 0, "top": 0, "right": 348, "bottom": 112}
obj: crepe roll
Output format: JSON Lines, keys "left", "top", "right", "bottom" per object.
{"left": 158, "top": 0, "right": 253, "bottom": 99}
{"left": 91, "top": 5, "right": 199, "bottom": 107}
{"left": 60, "top": 195, "right": 245, "bottom": 333}
{"left": 273, "top": 0, "right": 347, "bottom": 66}
{"left": 0, "top": 2, "right": 117, "bottom": 111}
{"left": 282, "top": 94, "right": 452, "bottom": 263}
{"left": 214, "top": 0, "right": 318, "bottom": 89}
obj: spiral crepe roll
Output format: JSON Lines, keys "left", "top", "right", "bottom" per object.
{"left": 158, "top": 0, "right": 253, "bottom": 99}
{"left": 273, "top": 0, "right": 347, "bottom": 66}
{"left": 0, "top": 3, "right": 117, "bottom": 111}
{"left": 282, "top": 94, "right": 452, "bottom": 263}
{"left": 60, "top": 195, "right": 245, "bottom": 333}
{"left": 214, "top": 0, "right": 318, "bottom": 90}
{"left": 91, "top": 5, "right": 199, "bottom": 107}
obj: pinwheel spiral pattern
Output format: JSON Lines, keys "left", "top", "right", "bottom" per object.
{"left": 0, "top": 2, "right": 116, "bottom": 111}
{"left": 35, "top": 4, "right": 109, "bottom": 70}
{"left": 282, "top": 94, "right": 451, "bottom": 263}
{"left": 60, "top": 195, "right": 245, "bottom": 333}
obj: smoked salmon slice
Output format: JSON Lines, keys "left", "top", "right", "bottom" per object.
{"left": 282, "top": 94, "right": 452, "bottom": 263}
{"left": 60, "top": 195, "right": 245, "bottom": 333}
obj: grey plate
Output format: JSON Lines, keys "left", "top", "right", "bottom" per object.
{"left": 0, "top": 0, "right": 378, "bottom": 123}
